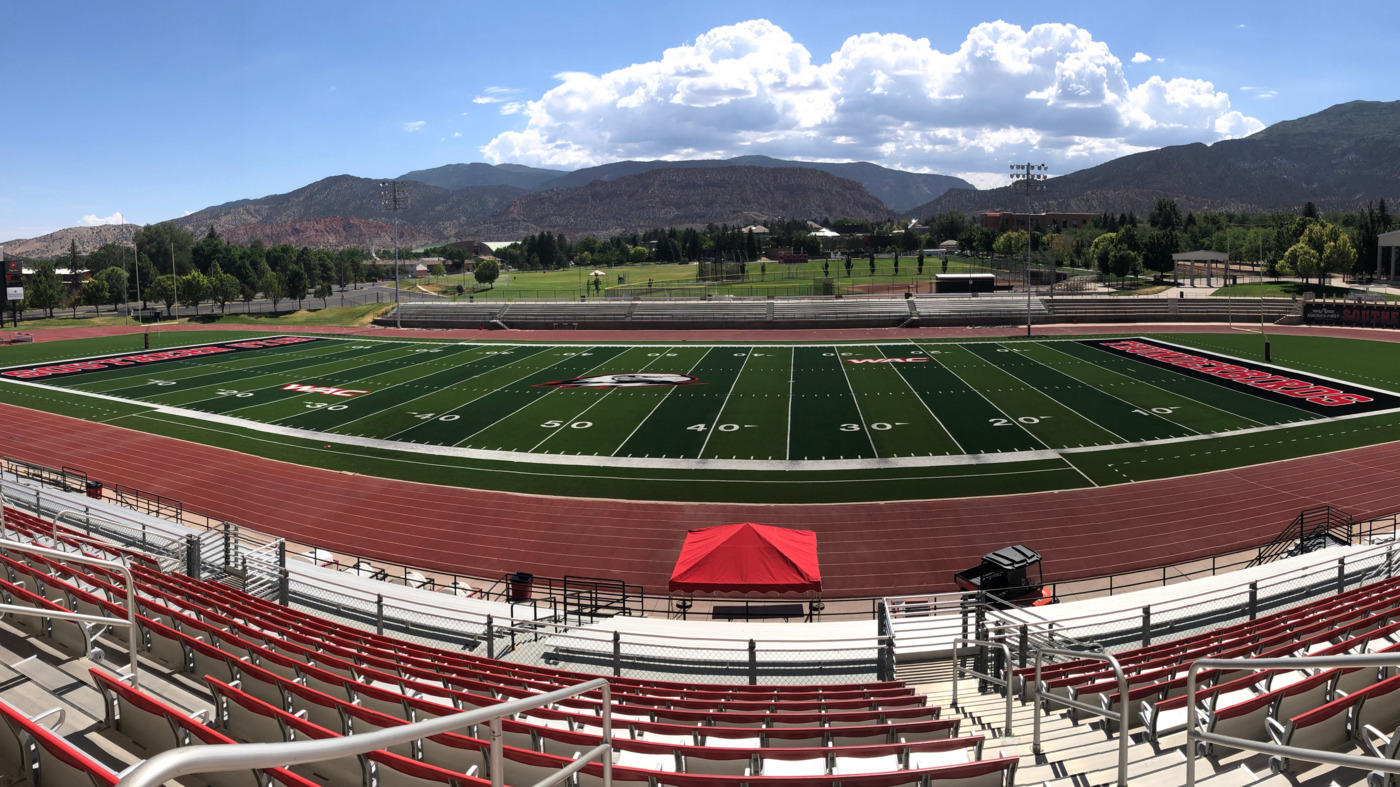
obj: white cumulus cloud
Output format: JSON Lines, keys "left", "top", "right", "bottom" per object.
{"left": 80, "top": 211, "right": 125, "bottom": 226}
{"left": 482, "top": 19, "right": 1262, "bottom": 179}
{"left": 1131, "top": 52, "right": 1152, "bottom": 63}
{"left": 402, "top": 120, "right": 426, "bottom": 133}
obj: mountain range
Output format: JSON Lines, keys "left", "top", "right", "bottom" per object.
{"left": 7, "top": 100, "right": 1399, "bottom": 259}
{"left": 919, "top": 100, "right": 1400, "bottom": 217}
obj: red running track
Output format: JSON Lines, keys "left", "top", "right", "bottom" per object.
{"left": 6, "top": 322, "right": 1400, "bottom": 597}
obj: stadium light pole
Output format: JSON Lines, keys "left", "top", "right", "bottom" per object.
{"left": 1010, "top": 162, "right": 1048, "bottom": 337}
{"left": 130, "top": 240, "right": 141, "bottom": 316}
{"left": 380, "top": 181, "right": 410, "bottom": 329}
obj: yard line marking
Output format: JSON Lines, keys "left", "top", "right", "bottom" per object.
{"left": 162, "top": 343, "right": 411, "bottom": 410}
{"left": 1038, "top": 341, "right": 1270, "bottom": 428}
{"left": 699, "top": 348, "right": 753, "bottom": 459}
{"left": 210, "top": 343, "right": 468, "bottom": 416}
{"left": 450, "top": 348, "right": 630, "bottom": 447}
{"left": 1009, "top": 342, "right": 1201, "bottom": 437}
{"left": 920, "top": 343, "right": 1050, "bottom": 451}
{"left": 383, "top": 348, "right": 595, "bottom": 441}
{"left": 327, "top": 346, "right": 549, "bottom": 433}
{"left": 878, "top": 344, "right": 965, "bottom": 455}
{"left": 835, "top": 345, "right": 879, "bottom": 458}
{"left": 529, "top": 348, "right": 673, "bottom": 452}
{"left": 611, "top": 348, "right": 713, "bottom": 457}
{"left": 268, "top": 344, "right": 498, "bottom": 426}
{"left": 785, "top": 346, "right": 795, "bottom": 461}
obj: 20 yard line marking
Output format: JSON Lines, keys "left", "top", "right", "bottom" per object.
{"left": 920, "top": 343, "right": 1050, "bottom": 451}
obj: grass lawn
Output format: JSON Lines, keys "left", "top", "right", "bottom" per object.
{"left": 9, "top": 304, "right": 392, "bottom": 333}
{"left": 1108, "top": 284, "right": 1172, "bottom": 296}
{"left": 1210, "top": 280, "right": 1396, "bottom": 300}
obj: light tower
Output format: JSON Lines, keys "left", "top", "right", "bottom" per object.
{"left": 380, "top": 180, "right": 411, "bottom": 329}
{"left": 1010, "top": 162, "right": 1049, "bottom": 337}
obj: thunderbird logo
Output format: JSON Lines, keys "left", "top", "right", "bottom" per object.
{"left": 535, "top": 372, "right": 700, "bottom": 389}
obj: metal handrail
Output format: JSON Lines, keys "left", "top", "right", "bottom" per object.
{"left": 117, "top": 677, "right": 612, "bottom": 787}
{"left": 1185, "top": 654, "right": 1400, "bottom": 786}
{"left": 1033, "top": 646, "right": 1129, "bottom": 787}
{"left": 0, "top": 536, "right": 143, "bottom": 689}
{"left": 951, "top": 638, "right": 1013, "bottom": 735}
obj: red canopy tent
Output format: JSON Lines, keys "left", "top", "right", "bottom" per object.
{"left": 668, "top": 523, "right": 822, "bottom": 594}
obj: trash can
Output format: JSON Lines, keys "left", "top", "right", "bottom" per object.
{"left": 85, "top": 480, "right": 104, "bottom": 500}
{"left": 509, "top": 571, "right": 534, "bottom": 601}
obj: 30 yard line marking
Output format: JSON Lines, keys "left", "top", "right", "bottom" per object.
{"left": 835, "top": 345, "right": 879, "bottom": 458}
{"left": 610, "top": 348, "right": 713, "bottom": 457}
{"left": 878, "top": 344, "right": 965, "bottom": 455}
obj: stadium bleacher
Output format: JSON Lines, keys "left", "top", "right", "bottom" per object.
{"left": 3, "top": 464, "right": 1400, "bottom": 785}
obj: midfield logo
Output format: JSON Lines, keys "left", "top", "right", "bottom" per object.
{"left": 535, "top": 373, "right": 700, "bottom": 389}
{"left": 845, "top": 357, "right": 929, "bottom": 364}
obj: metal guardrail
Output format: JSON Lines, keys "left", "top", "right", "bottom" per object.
{"left": 116, "top": 677, "right": 614, "bottom": 787}
{"left": 0, "top": 535, "right": 143, "bottom": 689}
{"left": 1184, "top": 654, "right": 1400, "bottom": 786}
{"left": 951, "top": 638, "right": 1014, "bottom": 735}
{"left": 1032, "top": 646, "right": 1130, "bottom": 787}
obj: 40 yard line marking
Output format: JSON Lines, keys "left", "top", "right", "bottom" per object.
{"left": 611, "top": 348, "right": 714, "bottom": 457}
{"left": 699, "top": 348, "right": 753, "bottom": 459}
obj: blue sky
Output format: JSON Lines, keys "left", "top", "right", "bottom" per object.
{"left": 1, "top": 0, "right": 1395, "bottom": 241}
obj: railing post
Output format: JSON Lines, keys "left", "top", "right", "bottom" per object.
{"left": 1248, "top": 581, "right": 1258, "bottom": 620}
{"left": 1141, "top": 605, "right": 1151, "bottom": 648}
{"left": 277, "top": 568, "right": 289, "bottom": 606}
{"left": 489, "top": 716, "right": 504, "bottom": 787}
{"left": 1018, "top": 625, "right": 1029, "bottom": 668}
{"left": 612, "top": 631, "right": 621, "bottom": 677}
{"left": 1337, "top": 556, "right": 1346, "bottom": 593}
{"left": 747, "top": 639, "right": 757, "bottom": 686}
{"left": 375, "top": 594, "right": 384, "bottom": 636}
{"left": 184, "top": 534, "right": 199, "bottom": 579}
{"left": 277, "top": 540, "right": 286, "bottom": 570}
{"left": 486, "top": 615, "right": 495, "bottom": 660}
{"left": 222, "top": 521, "right": 232, "bottom": 567}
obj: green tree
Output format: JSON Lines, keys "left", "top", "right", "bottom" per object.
{"left": 843, "top": 256, "right": 853, "bottom": 277}
{"left": 868, "top": 254, "right": 876, "bottom": 276}
{"left": 1320, "top": 236, "right": 1357, "bottom": 283}
{"left": 1279, "top": 242, "right": 1321, "bottom": 282}
{"left": 474, "top": 258, "right": 500, "bottom": 288}
{"left": 179, "top": 271, "right": 210, "bottom": 314}
{"left": 917, "top": 250, "right": 925, "bottom": 275}
{"left": 428, "top": 263, "right": 447, "bottom": 277}
{"left": 148, "top": 275, "right": 177, "bottom": 318}
{"left": 134, "top": 222, "right": 196, "bottom": 277}
{"left": 260, "top": 270, "right": 285, "bottom": 312}
{"left": 993, "top": 230, "right": 1028, "bottom": 258}
{"left": 26, "top": 261, "right": 63, "bottom": 317}
{"left": 284, "top": 264, "right": 308, "bottom": 309}
{"left": 95, "top": 266, "right": 128, "bottom": 312}
{"left": 1148, "top": 198, "right": 1183, "bottom": 231}
{"left": 314, "top": 281, "right": 333, "bottom": 308}
{"left": 628, "top": 246, "right": 649, "bottom": 264}
{"left": 212, "top": 273, "right": 240, "bottom": 314}
{"left": 80, "top": 277, "right": 109, "bottom": 312}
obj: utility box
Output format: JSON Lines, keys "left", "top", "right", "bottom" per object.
{"left": 953, "top": 544, "right": 1044, "bottom": 602}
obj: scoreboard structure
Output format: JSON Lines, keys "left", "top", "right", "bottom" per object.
{"left": 3, "top": 259, "right": 20, "bottom": 302}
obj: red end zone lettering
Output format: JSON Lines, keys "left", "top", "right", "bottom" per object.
{"left": 0, "top": 336, "right": 325, "bottom": 382}
{"left": 844, "top": 357, "right": 930, "bottom": 364}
